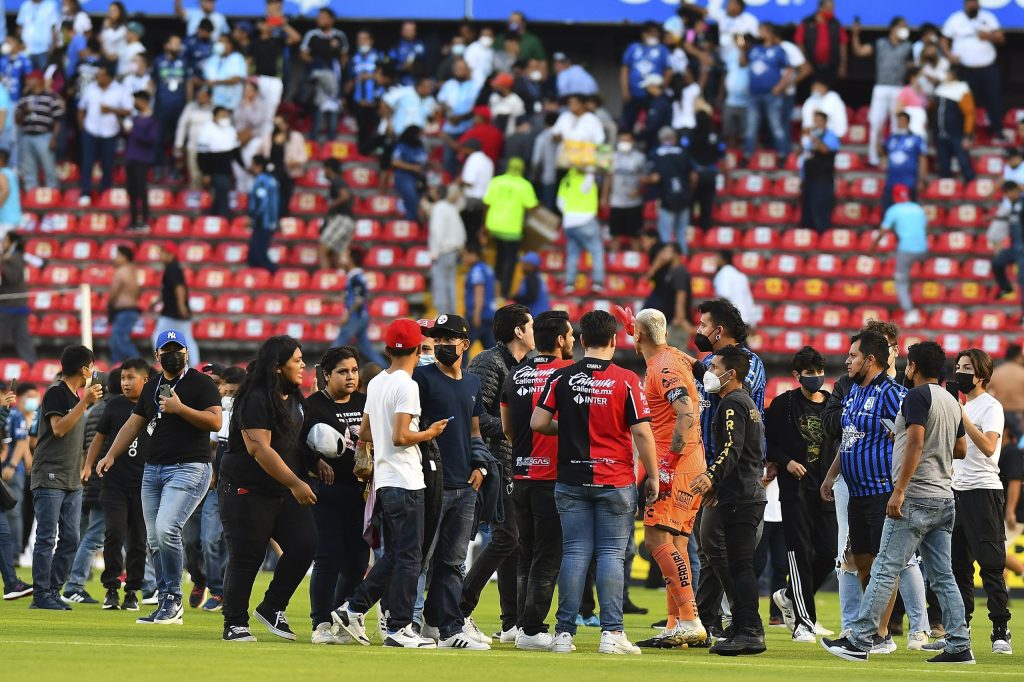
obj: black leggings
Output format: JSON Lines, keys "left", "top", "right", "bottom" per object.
{"left": 309, "top": 481, "right": 369, "bottom": 627}
{"left": 126, "top": 161, "right": 150, "bottom": 225}
{"left": 219, "top": 482, "right": 317, "bottom": 628}
{"left": 99, "top": 483, "right": 147, "bottom": 591}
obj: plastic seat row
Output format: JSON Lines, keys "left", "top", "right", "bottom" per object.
{"left": 750, "top": 330, "right": 1013, "bottom": 358}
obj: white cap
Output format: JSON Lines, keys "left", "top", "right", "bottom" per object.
{"left": 641, "top": 73, "right": 664, "bottom": 89}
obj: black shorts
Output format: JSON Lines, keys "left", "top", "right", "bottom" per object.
{"left": 848, "top": 493, "right": 889, "bottom": 556}
{"left": 608, "top": 206, "right": 644, "bottom": 238}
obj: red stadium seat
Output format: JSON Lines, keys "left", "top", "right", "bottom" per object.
{"left": 846, "top": 124, "right": 869, "bottom": 145}
{"left": 752, "top": 277, "right": 791, "bottom": 302}
{"left": 843, "top": 255, "right": 881, "bottom": 278}
{"left": 28, "top": 358, "right": 63, "bottom": 383}
{"left": 732, "top": 175, "right": 769, "bottom": 197}
{"left": 292, "top": 295, "right": 341, "bottom": 318}
{"left": 848, "top": 176, "right": 883, "bottom": 200}
{"left": 713, "top": 200, "right": 751, "bottom": 224}
{"left": 404, "top": 247, "right": 432, "bottom": 269}
{"left": 704, "top": 227, "right": 740, "bottom": 249}
{"left": 735, "top": 251, "right": 764, "bottom": 275}
{"left": 805, "top": 254, "right": 842, "bottom": 278}
{"left": 974, "top": 334, "right": 1009, "bottom": 358}
{"left": 749, "top": 150, "right": 777, "bottom": 171}
{"left": 23, "top": 187, "right": 62, "bottom": 210}
{"left": 772, "top": 304, "right": 810, "bottom": 327}
{"left": 382, "top": 220, "right": 421, "bottom": 243}
{"left": 26, "top": 237, "right": 59, "bottom": 260}
{"left": 360, "top": 194, "right": 402, "bottom": 217}
{"left": 276, "top": 319, "right": 312, "bottom": 340}
{"left": 213, "top": 242, "right": 248, "bottom": 264}
{"left": 253, "top": 293, "right": 291, "bottom": 315}
{"left": 38, "top": 212, "right": 76, "bottom": 234}
{"left": 363, "top": 271, "right": 387, "bottom": 291}
{"left": 353, "top": 218, "right": 381, "bottom": 241}
{"left": 771, "top": 330, "right": 810, "bottom": 354}
{"left": 964, "top": 178, "right": 998, "bottom": 201}
{"left": 764, "top": 254, "right": 804, "bottom": 277}
{"left": 755, "top": 201, "right": 793, "bottom": 225}
{"left": 344, "top": 166, "right": 379, "bottom": 189}
{"left": 924, "top": 178, "right": 963, "bottom": 200}
{"left": 849, "top": 305, "right": 891, "bottom": 328}
{"left": 832, "top": 202, "right": 871, "bottom": 227}
{"left": 272, "top": 269, "right": 310, "bottom": 291}
{"left": 811, "top": 305, "right": 850, "bottom": 329}
{"left": 930, "top": 231, "right": 976, "bottom": 255}
{"left": 36, "top": 313, "right": 81, "bottom": 337}
{"left": 289, "top": 192, "right": 327, "bottom": 215}
{"left": 828, "top": 279, "right": 869, "bottom": 304}
{"left": 310, "top": 270, "right": 347, "bottom": 291}
{"left": 195, "top": 267, "right": 233, "bottom": 290}
{"left": 277, "top": 217, "right": 308, "bottom": 240}
{"left": 607, "top": 251, "right": 649, "bottom": 274}
{"left": 920, "top": 257, "right": 961, "bottom": 279}
{"left": 920, "top": 203, "right": 947, "bottom": 229}
{"left": 814, "top": 331, "right": 852, "bottom": 356}
{"left": 40, "top": 264, "right": 80, "bottom": 287}
{"left": 29, "top": 290, "right": 64, "bottom": 311}
{"left": 287, "top": 244, "right": 320, "bottom": 268}
{"left": 194, "top": 318, "right": 234, "bottom": 341}
{"left": 178, "top": 241, "right": 212, "bottom": 264}
{"left": 834, "top": 151, "right": 862, "bottom": 172}
{"left": 946, "top": 204, "right": 983, "bottom": 228}
{"left": 968, "top": 309, "right": 1008, "bottom": 332}
{"left": 214, "top": 293, "right": 252, "bottom": 315}
{"left": 192, "top": 216, "right": 227, "bottom": 239}
{"left": 186, "top": 292, "right": 215, "bottom": 315}
{"left": 791, "top": 278, "right": 829, "bottom": 302}
{"left": 97, "top": 188, "right": 129, "bottom": 210}
{"left": 780, "top": 228, "right": 819, "bottom": 251}
{"left": 233, "top": 268, "right": 271, "bottom": 290}
{"left": 932, "top": 333, "right": 968, "bottom": 354}
{"left": 236, "top": 318, "right": 272, "bottom": 341}
{"left": 820, "top": 228, "right": 857, "bottom": 251}
{"left": 975, "top": 154, "right": 1005, "bottom": 177}
{"left": 912, "top": 281, "right": 949, "bottom": 305}
{"left": 773, "top": 175, "right": 802, "bottom": 198}
{"left": 364, "top": 246, "right": 401, "bottom": 269}
{"left": 387, "top": 271, "right": 427, "bottom": 294}
{"left": 175, "top": 190, "right": 212, "bottom": 212}
{"left": 963, "top": 258, "right": 992, "bottom": 280}
{"left": 297, "top": 166, "right": 328, "bottom": 188}
{"left": 77, "top": 212, "right": 115, "bottom": 235}
{"left": 368, "top": 297, "right": 409, "bottom": 318}
{"left": 318, "top": 140, "right": 357, "bottom": 161}
{"left": 0, "top": 359, "right": 29, "bottom": 382}
{"left": 228, "top": 191, "right": 248, "bottom": 213}
{"left": 59, "top": 239, "right": 98, "bottom": 261}
{"left": 948, "top": 280, "right": 988, "bottom": 305}
{"left": 688, "top": 252, "right": 718, "bottom": 275}
{"left": 742, "top": 226, "right": 780, "bottom": 249}
{"left": 153, "top": 214, "right": 192, "bottom": 237}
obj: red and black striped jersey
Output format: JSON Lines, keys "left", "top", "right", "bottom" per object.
{"left": 501, "top": 354, "right": 573, "bottom": 481}
{"left": 536, "top": 358, "right": 651, "bottom": 487}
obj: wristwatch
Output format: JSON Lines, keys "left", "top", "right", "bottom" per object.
{"left": 477, "top": 467, "right": 488, "bottom": 477}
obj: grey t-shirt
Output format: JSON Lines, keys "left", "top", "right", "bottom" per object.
{"left": 875, "top": 38, "right": 912, "bottom": 86}
{"left": 891, "top": 383, "right": 965, "bottom": 499}
{"left": 610, "top": 150, "right": 647, "bottom": 208}
{"left": 32, "top": 382, "right": 86, "bottom": 491}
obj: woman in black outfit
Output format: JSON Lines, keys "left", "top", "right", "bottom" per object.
{"left": 303, "top": 346, "right": 370, "bottom": 644}
{"left": 219, "top": 335, "right": 318, "bottom": 643}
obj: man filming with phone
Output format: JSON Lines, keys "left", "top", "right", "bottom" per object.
{"left": 97, "top": 330, "right": 222, "bottom": 626}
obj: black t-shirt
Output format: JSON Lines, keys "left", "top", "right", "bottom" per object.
{"left": 222, "top": 391, "right": 305, "bottom": 495}
{"left": 251, "top": 35, "right": 285, "bottom": 76}
{"left": 97, "top": 395, "right": 146, "bottom": 489}
{"left": 161, "top": 261, "right": 189, "bottom": 320}
{"left": 999, "top": 441, "right": 1024, "bottom": 522}
{"left": 647, "top": 145, "right": 692, "bottom": 211}
{"left": 413, "top": 363, "right": 484, "bottom": 489}
{"left": 329, "top": 176, "right": 354, "bottom": 217}
{"left": 133, "top": 369, "right": 220, "bottom": 465}
{"left": 300, "top": 390, "right": 365, "bottom": 487}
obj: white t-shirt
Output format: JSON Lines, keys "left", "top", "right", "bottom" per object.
{"left": 764, "top": 474, "right": 782, "bottom": 522}
{"left": 461, "top": 151, "right": 494, "bottom": 200}
{"left": 713, "top": 264, "right": 758, "bottom": 326}
{"left": 801, "top": 90, "right": 848, "bottom": 138}
{"left": 942, "top": 10, "right": 1000, "bottom": 68}
{"left": 709, "top": 5, "right": 759, "bottom": 61}
{"left": 366, "top": 369, "right": 425, "bottom": 492}
{"left": 671, "top": 82, "right": 701, "bottom": 130}
{"left": 780, "top": 41, "right": 805, "bottom": 97}
{"left": 953, "top": 391, "right": 1004, "bottom": 491}
{"left": 552, "top": 110, "right": 606, "bottom": 145}
{"left": 80, "top": 81, "right": 132, "bottom": 138}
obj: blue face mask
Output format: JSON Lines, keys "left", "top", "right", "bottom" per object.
{"left": 22, "top": 397, "right": 40, "bottom": 413}
{"left": 418, "top": 354, "right": 436, "bottom": 367}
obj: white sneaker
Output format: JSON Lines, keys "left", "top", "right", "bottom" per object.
{"left": 376, "top": 605, "right": 387, "bottom": 642}
{"left": 78, "top": 195, "right": 91, "bottom": 207}
{"left": 792, "top": 624, "right": 816, "bottom": 643}
{"left": 516, "top": 632, "right": 554, "bottom": 650}
{"left": 814, "top": 622, "right": 834, "bottom": 637}
{"left": 907, "top": 631, "right": 929, "bottom": 651}
{"left": 330, "top": 601, "right": 370, "bottom": 646}
{"left": 772, "top": 589, "right": 796, "bottom": 633}
{"left": 385, "top": 624, "right": 438, "bottom": 648}
{"left": 992, "top": 634, "right": 1013, "bottom": 655}
{"left": 870, "top": 635, "right": 897, "bottom": 654}
{"left": 439, "top": 632, "right": 491, "bottom": 650}
{"left": 311, "top": 622, "right": 345, "bottom": 644}
{"left": 498, "top": 626, "right": 520, "bottom": 643}
{"left": 598, "top": 630, "right": 641, "bottom": 655}
{"left": 421, "top": 622, "right": 441, "bottom": 643}
{"left": 463, "top": 616, "right": 493, "bottom": 644}
{"left": 674, "top": 620, "right": 708, "bottom": 646}
{"left": 551, "top": 631, "right": 574, "bottom": 654}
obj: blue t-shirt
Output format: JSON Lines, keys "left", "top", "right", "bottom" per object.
{"left": 1, "top": 53, "right": 32, "bottom": 101}
{"left": 345, "top": 268, "right": 370, "bottom": 318}
{"left": 3, "top": 408, "right": 28, "bottom": 473}
{"left": 840, "top": 372, "right": 907, "bottom": 497}
{"left": 183, "top": 35, "right": 213, "bottom": 79}
{"left": 882, "top": 202, "right": 928, "bottom": 254}
{"left": 723, "top": 52, "right": 750, "bottom": 108}
{"left": 465, "top": 261, "right": 497, "bottom": 322}
{"left": 153, "top": 55, "right": 188, "bottom": 108}
{"left": 392, "top": 142, "right": 428, "bottom": 179}
{"left": 349, "top": 49, "right": 382, "bottom": 104}
{"left": 747, "top": 44, "right": 789, "bottom": 96}
{"left": 413, "top": 363, "right": 484, "bottom": 489}
{"left": 622, "top": 42, "right": 670, "bottom": 98}
{"left": 884, "top": 133, "right": 925, "bottom": 186}
{"left": 389, "top": 39, "right": 425, "bottom": 85}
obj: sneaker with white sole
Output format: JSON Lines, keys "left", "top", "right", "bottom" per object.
{"left": 498, "top": 626, "right": 520, "bottom": 643}
{"left": 439, "top": 632, "right": 491, "bottom": 650}
{"left": 820, "top": 636, "right": 868, "bottom": 662}
{"left": 598, "top": 630, "right": 641, "bottom": 655}
{"left": 463, "top": 616, "right": 493, "bottom": 644}
{"left": 992, "top": 628, "right": 1013, "bottom": 655}
{"left": 636, "top": 628, "right": 683, "bottom": 649}
{"left": 254, "top": 605, "right": 296, "bottom": 641}
{"left": 331, "top": 601, "right": 370, "bottom": 646}
{"left": 141, "top": 590, "right": 159, "bottom": 605}
{"left": 312, "top": 622, "right": 346, "bottom": 644}
{"left": 814, "top": 622, "right": 834, "bottom": 636}
{"left": 792, "top": 624, "right": 816, "bottom": 643}
{"left": 923, "top": 638, "right": 946, "bottom": 651}
{"left": 927, "top": 649, "right": 976, "bottom": 664}
{"left": 224, "top": 625, "right": 257, "bottom": 642}
{"left": 376, "top": 605, "right": 388, "bottom": 642}
{"left": 869, "top": 634, "right": 896, "bottom": 654}
{"left": 907, "top": 631, "right": 929, "bottom": 651}
{"left": 516, "top": 632, "right": 554, "bottom": 650}
{"left": 674, "top": 620, "right": 708, "bottom": 646}
{"left": 153, "top": 595, "right": 184, "bottom": 625}
{"left": 386, "top": 624, "right": 438, "bottom": 648}
{"left": 551, "top": 632, "right": 574, "bottom": 653}
{"left": 421, "top": 622, "right": 440, "bottom": 643}
{"left": 771, "top": 589, "right": 796, "bottom": 633}
{"left": 3, "top": 580, "right": 33, "bottom": 601}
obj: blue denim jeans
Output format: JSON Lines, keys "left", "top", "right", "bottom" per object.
{"left": 4, "top": 467, "right": 24, "bottom": 561}
{"left": 110, "top": 309, "right": 141, "bottom": 364}
{"left": 656, "top": 208, "right": 690, "bottom": 253}
{"left": 32, "top": 488, "right": 83, "bottom": 594}
{"left": 66, "top": 505, "right": 105, "bottom": 591}
{"left": 80, "top": 132, "right": 116, "bottom": 196}
{"left": 185, "top": 489, "right": 228, "bottom": 596}
{"left": 851, "top": 496, "right": 970, "bottom": 654}
{"left": 0, "top": 497, "right": 19, "bottom": 587}
{"left": 424, "top": 487, "right": 478, "bottom": 639}
{"left": 554, "top": 483, "right": 635, "bottom": 634}
{"left": 393, "top": 171, "right": 420, "bottom": 221}
{"left": 141, "top": 463, "right": 212, "bottom": 598}
{"left": 335, "top": 313, "right": 387, "bottom": 367}
{"left": 564, "top": 219, "right": 605, "bottom": 290}
{"left": 19, "top": 131, "right": 58, "bottom": 190}
{"left": 745, "top": 92, "right": 790, "bottom": 158}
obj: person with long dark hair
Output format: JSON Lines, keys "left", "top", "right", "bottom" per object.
{"left": 218, "top": 335, "right": 318, "bottom": 642}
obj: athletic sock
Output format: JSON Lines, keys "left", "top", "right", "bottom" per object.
{"left": 651, "top": 543, "right": 698, "bottom": 624}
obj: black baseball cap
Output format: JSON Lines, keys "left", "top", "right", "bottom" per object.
{"left": 423, "top": 314, "right": 470, "bottom": 339}
{"left": 202, "top": 363, "right": 227, "bottom": 377}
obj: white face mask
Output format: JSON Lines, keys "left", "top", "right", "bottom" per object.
{"left": 645, "top": 36, "right": 660, "bottom": 47}
{"left": 217, "top": 117, "right": 231, "bottom": 127}
{"left": 479, "top": 36, "right": 494, "bottom": 48}
{"left": 221, "top": 395, "right": 233, "bottom": 411}
{"left": 1, "top": 43, "right": 11, "bottom": 56}
{"left": 702, "top": 369, "right": 731, "bottom": 394}
{"left": 895, "top": 27, "right": 910, "bottom": 41}
{"left": 418, "top": 354, "right": 436, "bottom": 367}
{"left": 213, "top": 42, "right": 226, "bottom": 55}
{"left": 529, "top": 69, "right": 543, "bottom": 81}
{"left": 359, "top": 44, "right": 371, "bottom": 54}
{"left": 452, "top": 43, "right": 465, "bottom": 56}
{"left": 617, "top": 141, "right": 633, "bottom": 153}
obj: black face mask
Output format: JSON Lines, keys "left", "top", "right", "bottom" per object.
{"left": 900, "top": 369, "right": 915, "bottom": 389}
{"left": 160, "top": 351, "right": 187, "bottom": 375}
{"left": 434, "top": 344, "right": 461, "bottom": 367}
{"left": 955, "top": 372, "right": 976, "bottom": 395}
{"left": 850, "top": 359, "right": 869, "bottom": 385}
{"left": 693, "top": 328, "right": 719, "bottom": 354}
{"left": 799, "top": 375, "right": 825, "bottom": 393}
{"left": 965, "top": 8, "right": 979, "bottom": 18}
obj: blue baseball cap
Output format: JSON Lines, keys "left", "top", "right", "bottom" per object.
{"left": 520, "top": 251, "right": 541, "bottom": 267}
{"left": 156, "top": 330, "right": 187, "bottom": 350}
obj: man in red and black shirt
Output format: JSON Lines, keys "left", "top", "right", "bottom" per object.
{"left": 530, "top": 310, "right": 659, "bottom": 655}
{"left": 499, "top": 310, "right": 575, "bottom": 650}
{"left": 794, "top": 0, "right": 849, "bottom": 87}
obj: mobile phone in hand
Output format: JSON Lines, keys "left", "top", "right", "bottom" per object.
{"left": 158, "top": 385, "right": 173, "bottom": 400}
{"left": 881, "top": 418, "right": 896, "bottom": 434}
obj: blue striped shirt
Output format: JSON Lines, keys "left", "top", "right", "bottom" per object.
{"left": 697, "top": 346, "right": 766, "bottom": 464}
{"left": 839, "top": 372, "right": 907, "bottom": 497}
{"left": 349, "top": 49, "right": 382, "bottom": 105}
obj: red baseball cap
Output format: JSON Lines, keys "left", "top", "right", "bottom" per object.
{"left": 385, "top": 319, "right": 423, "bottom": 349}
{"left": 892, "top": 183, "right": 911, "bottom": 203}
{"left": 473, "top": 105, "right": 492, "bottom": 121}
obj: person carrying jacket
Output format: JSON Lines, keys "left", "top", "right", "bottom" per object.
{"left": 459, "top": 303, "right": 536, "bottom": 643}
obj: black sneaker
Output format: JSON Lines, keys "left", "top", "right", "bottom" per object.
{"left": 189, "top": 583, "right": 207, "bottom": 609}
{"left": 3, "top": 579, "right": 33, "bottom": 600}
{"left": 29, "top": 592, "right": 67, "bottom": 610}
{"left": 141, "top": 589, "right": 159, "bottom": 605}
{"left": 927, "top": 649, "right": 976, "bottom": 664}
{"left": 62, "top": 588, "right": 98, "bottom": 605}
{"left": 820, "top": 636, "right": 869, "bottom": 663}
{"left": 137, "top": 596, "right": 165, "bottom": 624}
{"left": 122, "top": 591, "right": 140, "bottom": 611}
{"left": 650, "top": 618, "right": 668, "bottom": 630}
{"left": 103, "top": 588, "right": 120, "bottom": 610}
{"left": 254, "top": 604, "right": 296, "bottom": 641}
{"left": 224, "top": 625, "right": 257, "bottom": 642}
{"left": 710, "top": 634, "right": 766, "bottom": 656}
{"left": 622, "top": 600, "right": 649, "bottom": 615}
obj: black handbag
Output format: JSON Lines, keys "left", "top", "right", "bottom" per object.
{"left": 0, "top": 478, "right": 17, "bottom": 511}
